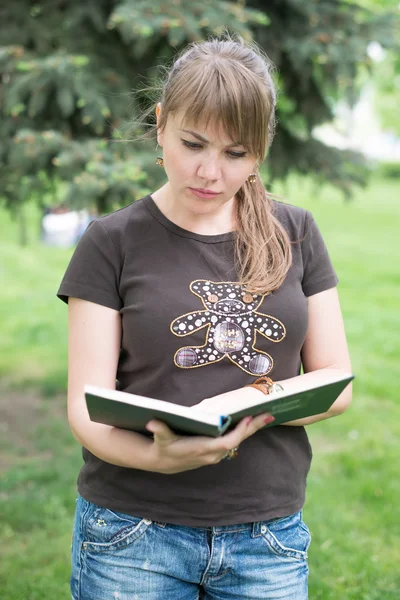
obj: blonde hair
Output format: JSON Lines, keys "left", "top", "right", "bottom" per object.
{"left": 140, "top": 34, "right": 292, "bottom": 293}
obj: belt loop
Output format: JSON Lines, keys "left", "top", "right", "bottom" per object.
{"left": 252, "top": 521, "right": 262, "bottom": 538}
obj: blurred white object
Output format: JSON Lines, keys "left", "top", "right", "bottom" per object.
{"left": 313, "top": 84, "right": 400, "bottom": 162}
{"left": 41, "top": 208, "right": 91, "bottom": 248}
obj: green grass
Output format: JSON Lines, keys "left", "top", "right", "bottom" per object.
{"left": 0, "top": 204, "right": 71, "bottom": 395}
{"left": 0, "top": 176, "right": 399, "bottom": 598}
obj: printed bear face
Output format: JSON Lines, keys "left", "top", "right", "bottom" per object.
{"left": 190, "top": 280, "right": 265, "bottom": 314}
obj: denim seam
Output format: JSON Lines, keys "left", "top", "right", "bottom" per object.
{"left": 88, "top": 507, "right": 144, "bottom": 544}
{"left": 200, "top": 531, "right": 215, "bottom": 586}
{"left": 77, "top": 499, "right": 93, "bottom": 600}
{"left": 261, "top": 529, "right": 308, "bottom": 561}
{"left": 213, "top": 527, "right": 248, "bottom": 534}
{"left": 83, "top": 520, "right": 152, "bottom": 552}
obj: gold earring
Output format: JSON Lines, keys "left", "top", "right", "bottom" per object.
{"left": 156, "top": 156, "right": 164, "bottom": 167}
{"left": 248, "top": 173, "right": 257, "bottom": 184}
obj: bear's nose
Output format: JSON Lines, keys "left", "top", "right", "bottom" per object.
{"left": 215, "top": 299, "right": 245, "bottom": 313}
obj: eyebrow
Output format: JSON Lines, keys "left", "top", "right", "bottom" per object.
{"left": 179, "top": 129, "right": 244, "bottom": 148}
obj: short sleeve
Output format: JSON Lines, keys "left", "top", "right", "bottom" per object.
{"left": 301, "top": 211, "right": 338, "bottom": 297}
{"left": 57, "top": 220, "right": 122, "bottom": 311}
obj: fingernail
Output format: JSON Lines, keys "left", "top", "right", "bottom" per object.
{"left": 246, "top": 416, "right": 253, "bottom": 425}
{"left": 264, "top": 416, "right": 275, "bottom": 424}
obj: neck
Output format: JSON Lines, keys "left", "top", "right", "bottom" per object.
{"left": 151, "top": 183, "right": 236, "bottom": 235}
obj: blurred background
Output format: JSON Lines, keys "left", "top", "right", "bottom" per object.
{"left": 0, "top": 1, "right": 399, "bottom": 598}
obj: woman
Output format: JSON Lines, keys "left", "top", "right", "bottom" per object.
{"left": 58, "top": 34, "right": 352, "bottom": 600}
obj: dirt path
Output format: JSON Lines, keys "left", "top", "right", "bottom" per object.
{"left": 0, "top": 386, "right": 67, "bottom": 471}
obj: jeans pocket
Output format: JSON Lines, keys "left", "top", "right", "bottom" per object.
{"left": 258, "top": 511, "right": 311, "bottom": 560}
{"left": 82, "top": 503, "right": 152, "bottom": 553}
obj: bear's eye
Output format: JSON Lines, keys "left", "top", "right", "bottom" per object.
{"left": 208, "top": 294, "right": 218, "bottom": 303}
{"left": 243, "top": 293, "right": 253, "bottom": 303}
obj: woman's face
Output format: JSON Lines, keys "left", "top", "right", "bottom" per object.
{"left": 156, "top": 105, "right": 258, "bottom": 215}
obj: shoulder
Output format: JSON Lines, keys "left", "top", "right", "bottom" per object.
{"left": 86, "top": 196, "right": 151, "bottom": 249}
{"left": 270, "top": 198, "right": 309, "bottom": 240}
{"left": 94, "top": 195, "right": 150, "bottom": 234}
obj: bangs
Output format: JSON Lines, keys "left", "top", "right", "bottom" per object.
{"left": 167, "top": 59, "right": 270, "bottom": 159}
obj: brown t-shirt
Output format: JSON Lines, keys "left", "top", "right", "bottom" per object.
{"left": 57, "top": 195, "right": 338, "bottom": 526}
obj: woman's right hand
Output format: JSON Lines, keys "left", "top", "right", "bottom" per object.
{"left": 145, "top": 413, "right": 275, "bottom": 474}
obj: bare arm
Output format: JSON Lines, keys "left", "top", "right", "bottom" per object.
{"left": 67, "top": 297, "right": 157, "bottom": 469}
{"left": 283, "top": 286, "right": 352, "bottom": 425}
{"left": 67, "top": 298, "right": 272, "bottom": 473}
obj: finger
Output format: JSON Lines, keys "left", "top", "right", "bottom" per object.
{"left": 244, "top": 413, "right": 275, "bottom": 438}
{"left": 146, "top": 420, "right": 180, "bottom": 444}
{"left": 220, "top": 413, "right": 274, "bottom": 448}
{"left": 213, "top": 415, "right": 253, "bottom": 450}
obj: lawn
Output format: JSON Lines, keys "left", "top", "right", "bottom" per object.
{"left": 0, "top": 175, "right": 399, "bottom": 599}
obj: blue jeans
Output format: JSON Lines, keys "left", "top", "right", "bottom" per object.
{"left": 71, "top": 495, "right": 310, "bottom": 599}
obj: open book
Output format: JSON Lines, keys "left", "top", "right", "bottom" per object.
{"left": 85, "top": 371, "right": 354, "bottom": 437}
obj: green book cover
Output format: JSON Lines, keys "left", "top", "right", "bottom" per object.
{"left": 85, "top": 372, "right": 354, "bottom": 437}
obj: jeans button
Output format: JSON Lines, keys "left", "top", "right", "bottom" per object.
{"left": 261, "top": 525, "right": 267, "bottom": 534}
{"left": 144, "top": 519, "right": 152, "bottom": 525}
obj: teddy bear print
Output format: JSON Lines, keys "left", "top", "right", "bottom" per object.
{"left": 170, "top": 280, "right": 286, "bottom": 376}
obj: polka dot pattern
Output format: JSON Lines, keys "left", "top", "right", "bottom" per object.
{"left": 171, "top": 280, "right": 286, "bottom": 375}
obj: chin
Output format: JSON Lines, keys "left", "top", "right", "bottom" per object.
{"left": 189, "top": 198, "right": 226, "bottom": 213}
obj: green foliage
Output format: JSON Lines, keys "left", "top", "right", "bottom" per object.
{"left": 64, "top": 144, "right": 150, "bottom": 211}
{"left": 375, "top": 160, "right": 400, "bottom": 179}
{"left": 109, "top": 0, "right": 268, "bottom": 50}
{"left": 0, "top": 1, "right": 399, "bottom": 218}
{"left": 265, "top": 133, "right": 370, "bottom": 199}
{"left": 356, "top": 0, "right": 400, "bottom": 136}
{"left": 249, "top": 0, "right": 399, "bottom": 191}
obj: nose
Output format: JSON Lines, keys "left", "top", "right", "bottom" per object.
{"left": 196, "top": 157, "right": 222, "bottom": 182}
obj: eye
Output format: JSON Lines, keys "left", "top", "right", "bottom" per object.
{"left": 182, "top": 139, "right": 202, "bottom": 150}
{"left": 227, "top": 150, "right": 247, "bottom": 159}
{"left": 182, "top": 139, "right": 247, "bottom": 159}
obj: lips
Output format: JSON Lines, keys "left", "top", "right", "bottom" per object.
{"left": 194, "top": 188, "right": 220, "bottom": 194}
{"left": 189, "top": 187, "right": 221, "bottom": 198}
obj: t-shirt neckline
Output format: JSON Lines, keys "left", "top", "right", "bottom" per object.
{"left": 143, "top": 195, "right": 235, "bottom": 244}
